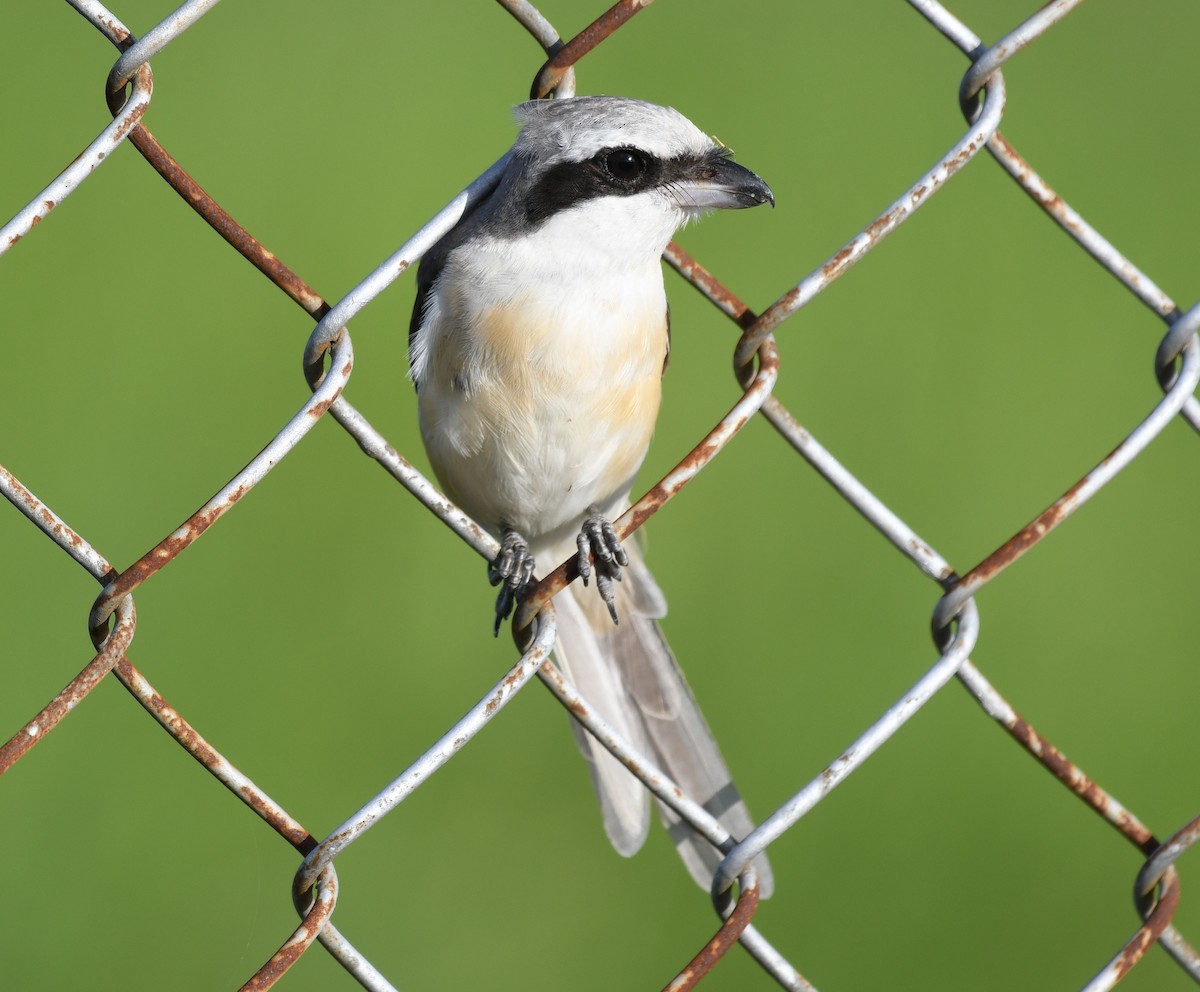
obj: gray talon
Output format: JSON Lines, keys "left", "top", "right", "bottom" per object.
{"left": 577, "top": 509, "right": 626, "bottom": 624}
{"left": 596, "top": 570, "right": 620, "bottom": 625}
{"left": 489, "top": 531, "right": 534, "bottom": 636}
{"left": 576, "top": 528, "right": 592, "bottom": 587}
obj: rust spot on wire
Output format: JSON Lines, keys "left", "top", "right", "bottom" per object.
{"left": 821, "top": 245, "right": 855, "bottom": 280}
{"left": 947, "top": 138, "right": 980, "bottom": 173}
{"left": 1, "top": 599, "right": 135, "bottom": 773}
{"left": 104, "top": 18, "right": 132, "bottom": 44}
{"left": 957, "top": 438, "right": 1124, "bottom": 597}
{"left": 1000, "top": 709, "right": 1157, "bottom": 852}
{"left": 970, "top": 515, "right": 1054, "bottom": 583}
{"left": 240, "top": 877, "right": 335, "bottom": 992}
{"left": 0, "top": 654, "right": 116, "bottom": 773}
{"left": 484, "top": 687, "right": 506, "bottom": 717}
{"left": 102, "top": 482, "right": 249, "bottom": 612}
{"left": 307, "top": 385, "right": 347, "bottom": 418}
{"left": 989, "top": 130, "right": 1023, "bottom": 167}
{"left": 322, "top": 824, "right": 357, "bottom": 853}
{"left": 127, "top": 124, "right": 328, "bottom": 318}
{"left": 110, "top": 108, "right": 144, "bottom": 143}
{"left": 865, "top": 210, "right": 896, "bottom": 241}
{"left": 564, "top": 693, "right": 589, "bottom": 721}
{"left": 665, "top": 243, "right": 756, "bottom": 328}
{"left": 662, "top": 883, "right": 760, "bottom": 991}
{"left": 531, "top": 0, "right": 654, "bottom": 98}
{"left": 1110, "top": 870, "right": 1181, "bottom": 981}
{"left": 3, "top": 471, "right": 89, "bottom": 555}
{"left": 240, "top": 786, "right": 316, "bottom": 854}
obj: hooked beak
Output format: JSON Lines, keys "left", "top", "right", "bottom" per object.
{"left": 669, "top": 153, "right": 774, "bottom": 212}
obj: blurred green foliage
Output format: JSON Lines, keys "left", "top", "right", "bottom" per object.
{"left": 3, "top": 2, "right": 1198, "bottom": 990}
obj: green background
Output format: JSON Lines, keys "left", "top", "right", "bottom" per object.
{"left": 3, "top": 1, "right": 1198, "bottom": 989}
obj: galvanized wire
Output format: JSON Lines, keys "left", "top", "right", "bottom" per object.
{"left": 2, "top": 0, "right": 1197, "bottom": 989}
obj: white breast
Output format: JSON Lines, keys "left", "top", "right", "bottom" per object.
{"left": 413, "top": 200, "right": 672, "bottom": 545}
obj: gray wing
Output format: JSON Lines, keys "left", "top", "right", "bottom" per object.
{"left": 407, "top": 178, "right": 506, "bottom": 384}
{"left": 408, "top": 227, "right": 458, "bottom": 385}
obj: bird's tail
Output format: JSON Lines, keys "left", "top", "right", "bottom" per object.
{"left": 544, "top": 536, "right": 774, "bottom": 897}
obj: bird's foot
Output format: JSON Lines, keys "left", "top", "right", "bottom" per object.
{"left": 488, "top": 530, "right": 535, "bottom": 636}
{"left": 577, "top": 510, "right": 629, "bottom": 625}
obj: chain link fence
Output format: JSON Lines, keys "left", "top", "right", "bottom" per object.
{"left": 3, "top": 1, "right": 1198, "bottom": 989}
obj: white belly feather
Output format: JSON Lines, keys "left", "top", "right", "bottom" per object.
{"left": 412, "top": 229, "right": 668, "bottom": 545}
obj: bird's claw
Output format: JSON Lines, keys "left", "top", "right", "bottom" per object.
{"left": 488, "top": 531, "right": 535, "bottom": 636}
{"left": 577, "top": 510, "right": 629, "bottom": 625}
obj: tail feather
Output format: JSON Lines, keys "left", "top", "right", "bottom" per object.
{"left": 620, "top": 612, "right": 775, "bottom": 898}
{"left": 545, "top": 538, "right": 774, "bottom": 897}
{"left": 551, "top": 584, "right": 651, "bottom": 855}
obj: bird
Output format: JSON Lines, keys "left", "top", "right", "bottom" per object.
{"left": 408, "top": 95, "right": 775, "bottom": 895}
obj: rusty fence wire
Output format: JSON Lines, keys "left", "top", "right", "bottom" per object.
{"left": 3, "top": 0, "right": 1198, "bottom": 989}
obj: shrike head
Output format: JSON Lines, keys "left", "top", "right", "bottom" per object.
{"left": 477, "top": 96, "right": 773, "bottom": 260}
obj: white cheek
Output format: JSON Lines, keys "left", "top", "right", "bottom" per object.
{"left": 528, "top": 193, "right": 686, "bottom": 272}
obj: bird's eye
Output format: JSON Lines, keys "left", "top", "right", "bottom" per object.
{"left": 604, "top": 149, "right": 646, "bottom": 181}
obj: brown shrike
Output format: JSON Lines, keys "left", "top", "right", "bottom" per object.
{"left": 409, "top": 96, "right": 775, "bottom": 894}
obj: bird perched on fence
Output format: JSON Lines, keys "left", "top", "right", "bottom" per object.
{"left": 409, "top": 96, "right": 775, "bottom": 895}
